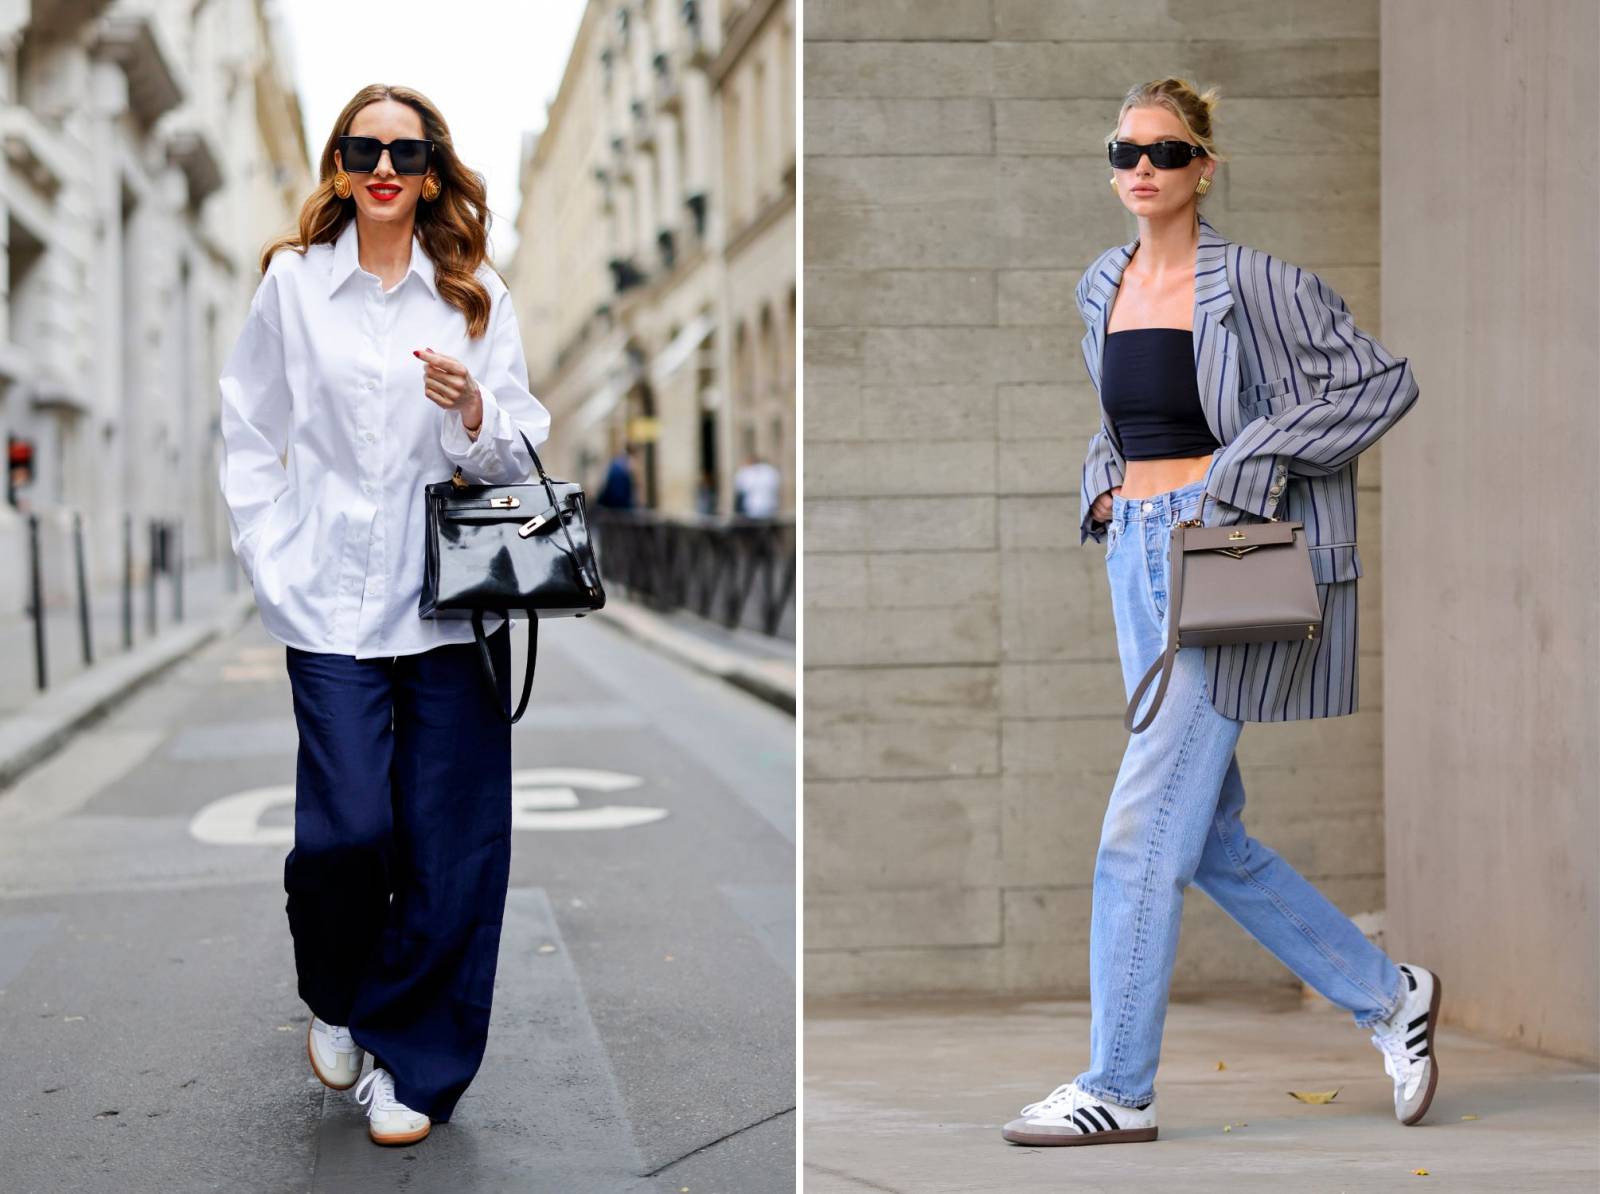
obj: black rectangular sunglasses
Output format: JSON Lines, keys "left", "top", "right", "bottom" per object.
{"left": 1108, "top": 139, "right": 1208, "bottom": 169}
{"left": 339, "top": 135, "right": 433, "bottom": 175}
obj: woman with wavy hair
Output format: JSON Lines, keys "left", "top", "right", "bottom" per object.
{"left": 1000, "top": 78, "right": 1433, "bottom": 1149}
{"left": 217, "top": 84, "right": 550, "bottom": 1146}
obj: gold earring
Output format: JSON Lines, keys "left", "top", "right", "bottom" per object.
{"left": 332, "top": 170, "right": 351, "bottom": 199}
{"left": 422, "top": 174, "right": 441, "bottom": 202}
{"left": 1195, "top": 176, "right": 1212, "bottom": 195}
{"left": 1109, "top": 176, "right": 1118, "bottom": 190}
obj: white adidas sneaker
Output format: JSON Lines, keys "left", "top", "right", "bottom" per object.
{"left": 1369, "top": 962, "right": 1441, "bottom": 1125}
{"left": 1002, "top": 1080, "right": 1158, "bottom": 1146}
{"left": 354, "top": 1067, "right": 432, "bottom": 1146}
{"left": 306, "top": 1016, "right": 365, "bottom": 1091}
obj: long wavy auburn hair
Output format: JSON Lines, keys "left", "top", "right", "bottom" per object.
{"left": 259, "top": 84, "right": 502, "bottom": 338}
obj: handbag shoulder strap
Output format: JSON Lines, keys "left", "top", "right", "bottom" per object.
{"left": 472, "top": 608, "right": 538, "bottom": 724}
{"left": 1125, "top": 519, "right": 1189, "bottom": 733}
{"left": 515, "top": 428, "right": 600, "bottom": 595}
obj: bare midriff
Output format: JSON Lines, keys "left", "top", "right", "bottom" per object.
{"left": 1117, "top": 451, "right": 1216, "bottom": 500}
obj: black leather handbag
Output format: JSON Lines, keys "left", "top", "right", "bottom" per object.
{"left": 418, "top": 429, "right": 606, "bottom": 723}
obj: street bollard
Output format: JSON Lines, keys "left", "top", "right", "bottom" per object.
{"left": 146, "top": 520, "right": 158, "bottom": 637}
{"left": 122, "top": 512, "right": 133, "bottom": 650}
{"left": 74, "top": 509, "right": 93, "bottom": 666}
{"left": 173, "top": 517, "right": 183, "bottom": 623}
{"left": 27, "top": 512, "right": 46, "bottom": 691}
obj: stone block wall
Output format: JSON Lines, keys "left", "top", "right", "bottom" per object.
{"left": 803, "top": 0, "right": 1393, "bottom": 998}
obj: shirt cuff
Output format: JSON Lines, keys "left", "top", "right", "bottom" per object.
{"left": 440, "top": 386, "right": 505, "bottom": 478}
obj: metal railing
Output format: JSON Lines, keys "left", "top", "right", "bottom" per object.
{"left": 591, "top": 509, "right": 795, "bottom": 638}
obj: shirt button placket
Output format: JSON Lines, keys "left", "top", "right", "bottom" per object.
{"left": 359, "top": 279, "right": 393, "bottom": 654}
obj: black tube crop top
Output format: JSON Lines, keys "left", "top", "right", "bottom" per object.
{"left": 1101, "top": 328, "right": 1222, "bottom": 460}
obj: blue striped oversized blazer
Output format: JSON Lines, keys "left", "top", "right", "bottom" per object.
{"left": 1075, "top": 212, "right": 1421, "bottom": 723}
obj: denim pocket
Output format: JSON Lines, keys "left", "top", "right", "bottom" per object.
{"left": 1104, "top": 517, "right": 1125, "bottom": 563}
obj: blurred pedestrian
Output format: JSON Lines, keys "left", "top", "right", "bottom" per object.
{"left": 594, "top": 442, "right": 638, "bottom": 510}
{"left": 733, "top": 452, "right": 780, "bottom": 518}
{"left": 217, "top": 84, "right": 551, "bottom": 1147}
{"left": 694, "top": 469, "right": 717, "bottom": 515}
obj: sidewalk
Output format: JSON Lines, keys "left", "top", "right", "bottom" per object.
{"left": 0, "top": 558, "right": 255, "bottom": 789}
{"left": 804, "top": 990, "right": 1599, "bottom": 1192}
{"left": 592, "top": 593, "right": 795, "bottom": 714}
{"left": 0, "top": 558, "right": 245, "bottom": 716}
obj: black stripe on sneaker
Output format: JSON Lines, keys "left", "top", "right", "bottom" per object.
{"left": 1402, "top": 966, "right": 1417, "bottom": 991}
{"left": 1408, "top": 1013, "right": 1428, "bottom": 1031}
{"left": 1406, "top": 1029, "right": 1428, "bottom": 1049}
{"left": 1415, "top": 1044, "right": 1429, "bottom": 1057}
{"left": 1087, "top": 1105, "right": 1120, "bottom": 1131}
{"left": 1071, "top": 1111, "right": 1099, "bottom": 1134}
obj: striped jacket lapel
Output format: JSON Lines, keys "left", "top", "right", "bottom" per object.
{"left": 1082, "top": 213, "right": 1246, "bottom": 452}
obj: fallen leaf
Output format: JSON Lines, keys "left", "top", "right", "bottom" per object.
{"left": 1223, "top": 1124, "right": 1231, "bottom": 1132}
{"left": 1460, "top": 1114, "right": 1478, "bottom": 1120}
{"left": 1288, "top": 1088, "right": 1341, "bottom": 1103}
{"left": 1216, "top": 1059, "right": 1226, "bottom": 1070}
{"left": 1412, "top": 1169, "right": 1429, "bottom": 1176}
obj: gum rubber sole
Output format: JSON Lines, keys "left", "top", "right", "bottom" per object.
{"left": 306, "top": 1022, "right": 361, "bottom": 1091}
{"left": 369, "top": 1121, "right": 432, "bottom": 1146}
{"left": 1400, "top": 971, "right": 1443, "bottom": 1126}
{"left": 1002, "top": 1124, "right": 1158, "bottom": 1146}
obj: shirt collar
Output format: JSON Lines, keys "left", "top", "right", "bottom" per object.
{"left": 327, "top": 218, "right": 439, "bottom": 300}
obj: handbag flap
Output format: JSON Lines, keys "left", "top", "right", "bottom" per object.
{"left": 1179, "top": 521, "right": 1302, "bottom": 553}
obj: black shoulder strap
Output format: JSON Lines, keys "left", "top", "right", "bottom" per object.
{"left": 472, "top": 608, "right": 538, "bottom": 724}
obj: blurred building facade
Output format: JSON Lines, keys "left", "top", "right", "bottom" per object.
{"left": 0, "top": 0, "right": 308, "bottom": 619}
{"left": 511, "top": 0, "right": 795, "bottom": 517}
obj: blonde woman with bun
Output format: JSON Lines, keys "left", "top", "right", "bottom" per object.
{"left": 1001, "top": 78, "right": 1432, "bottom": 1148}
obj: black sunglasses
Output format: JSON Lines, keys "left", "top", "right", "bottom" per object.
{"left": 338, "top": 135, "right": 433, "bottom": 175}
{"left": 1108, "top": 139, "right": 1208, "bottom": 170}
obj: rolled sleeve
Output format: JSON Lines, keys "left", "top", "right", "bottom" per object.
{"left": 441, "top": 288, "right": 552, "bottom": 485}
{"left": 217, "top": 274, "right": 291, "bottom": 585}
{"left": 1203, "top": 269, "right": 1420, "bottom": 526}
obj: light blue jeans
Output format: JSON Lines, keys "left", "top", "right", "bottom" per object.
{"left": 1072, "top": 475, "right": 1406, "bottom": 1109}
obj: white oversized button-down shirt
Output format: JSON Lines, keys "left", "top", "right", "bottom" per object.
{"left": 217, "top": 218, "right": 552, "bottom": 658}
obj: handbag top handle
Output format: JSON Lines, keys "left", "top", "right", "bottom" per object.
{"left": 517, "top": 429, "right": 600, "bottom": 595}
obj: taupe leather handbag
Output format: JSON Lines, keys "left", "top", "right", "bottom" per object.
{"left": 1126, "top": 491, "right": 1322, "bottom": 733}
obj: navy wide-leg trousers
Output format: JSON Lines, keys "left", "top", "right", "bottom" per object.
{"left": 282, "top": 623, "right": 513, "bottom": 1123}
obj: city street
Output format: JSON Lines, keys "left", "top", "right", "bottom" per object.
{"left": 0, "top": 608, "right": 795, "bottom": 1192}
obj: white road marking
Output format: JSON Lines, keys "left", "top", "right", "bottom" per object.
{"left": 186, "top": 768, "right": 665, "bottom": 846}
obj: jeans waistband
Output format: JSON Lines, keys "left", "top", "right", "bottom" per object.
{"left": 1110, "top": 476, "right": 1208, "bottom": 525}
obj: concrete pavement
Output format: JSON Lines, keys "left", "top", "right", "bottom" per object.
{"left": 804, "top": 989, "right": 1599, "bottom": 1192}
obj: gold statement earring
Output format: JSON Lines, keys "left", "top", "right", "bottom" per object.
{"left": 1195, "top": 176, "right": 1212, "bottom": 196}
{"left": 1109, "top": 176, "right": 1118, "bottom": 190}
{"left": 332, "top": 170, "right": 352, "bottom": 199}
{"left": 422, "top": 174, "right": 441, "bottom": 202}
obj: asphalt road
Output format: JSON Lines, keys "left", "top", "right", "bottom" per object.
{"left": 0, "top": 607, "right": 795, "bottom": 1193}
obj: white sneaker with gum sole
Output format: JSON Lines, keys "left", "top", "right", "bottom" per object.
{"left": 306, "top": 1016, "right": 365, "bottom": 1091}
{"left": 1370, "top": 961, "right": 1441, "bottom": 1125}
{"left": 354, "top": 1067, "right": 432, "bottom": 1146}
